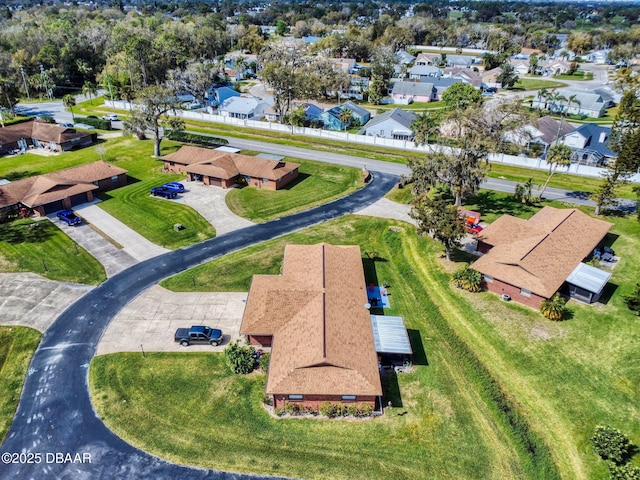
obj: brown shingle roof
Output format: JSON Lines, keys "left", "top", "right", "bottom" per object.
{"left": 0, "top": 120, "right": 92, "bottom": 146}
{"left": 163, "top": 146, "right": 299, "bottom": 181}
{"left": 472, "top": 207, "right": 612, "bottom": 298}
{"left": 240, "top": 244, "right": 382, "bottom": 397}
{"left": 0, "top": 161, "right": 127, "bottom": 209}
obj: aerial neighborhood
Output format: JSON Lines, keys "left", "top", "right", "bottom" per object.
{"left": 1, "top": 1, "right": 639, "bottom": 480}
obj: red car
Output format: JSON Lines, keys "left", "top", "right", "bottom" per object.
{"left": 468, "top": 223, "right": 483, "bottom": 234}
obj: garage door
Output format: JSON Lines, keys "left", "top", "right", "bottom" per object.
{"left": 70, "top": 193, "right": 89, "bottom": 207}
{"left": 43, "top": 200, "right": 64, "bottom": 214}
{"left": 208, "top": 177, "right": 222, "bottom": 187}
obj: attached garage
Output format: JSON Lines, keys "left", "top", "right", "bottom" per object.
{"left": 70, "top": 192, "right": 91, "bottom": 207}
{"left": 43, "top": 200, "right": 64, "bottom": 214}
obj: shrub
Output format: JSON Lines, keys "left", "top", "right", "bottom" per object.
{"left": 284, "top": 402, "right": 300, "bottom": 415}
{"left": 78, "top": 117, "right": 111, "bottom": 130}
{"left": 451, "top": 265, "right": 482, "bottom": 292}
{"left": 318, "top": 402, "right": 334, "bottom": 417}
{"left": 359, "top": 403, "right": 374, "bottom": 417}
{"left": 166, "top": 130, "right": 228, "bottom": 148}
{"left": 609, "top": 462, "right": 640, "bottom": 480}
{"left": 540, "top": 293, "right": 567, "bottom": 321}
{"left": 334, "top": 403, "right": 346, "bottom": 417}
{"left": 274, "top": 407, "right": 284, "bottom": 417}
{"left": 347, "top": 404, "right": 359, "bottom": 417}
{"left": 259, "top": 352, "right": 271, "bottom": 373}
{"left": 623, "top": 284, "right": 640, "bottom": 316}
{"left": 591, "top": 425, "right": 632, "bottom": 464}
{"left": 223, "top": 340, "right": 256, "bottom": 374}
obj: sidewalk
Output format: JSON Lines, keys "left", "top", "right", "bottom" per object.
{"left": 73, "top": 201, "right": 170, "bottom": 261}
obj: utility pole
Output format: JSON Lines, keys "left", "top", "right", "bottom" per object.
{"left": 20, "top": 67, "right": 30, "bottom": 100}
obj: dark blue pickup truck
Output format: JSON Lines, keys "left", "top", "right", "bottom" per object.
{"left": 174, "top": 326, "right": 224, "bottom": 347}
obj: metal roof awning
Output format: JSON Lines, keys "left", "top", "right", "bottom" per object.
{"left": 370, "top": 315, "right": 412, "bottom": 355}
{"left": 565, "top": 262, "right": 611, "bottom": 294}
{"left": 215, "top": 146, "right": 241, "bottom": 153}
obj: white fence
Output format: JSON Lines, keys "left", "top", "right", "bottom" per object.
{"left": 106, "top": 100, "right": 640, "bottom": 183}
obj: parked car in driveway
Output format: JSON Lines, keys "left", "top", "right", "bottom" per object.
{"left": 150, "top": 186, "right": 179, "bottom": 199}
{"left": 57, "top": 210, "right": 81, "bottom": 226}
{"left": 174, "top": 326, "right": 224, "bottom": 346}
{"left": 162, "top": 182, "right": 185, "bottom": 192}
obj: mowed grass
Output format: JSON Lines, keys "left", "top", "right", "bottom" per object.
{"left": 225, "top": 160, "right": 364, "bottom": 222}
{"left": 0, "top": 326, "right": 42, "bottom": 442}
{"left": 511, "top": 78, "right": 568, "bottom": 91}
{"left": 105, "top": 216, "right": 559, "bottom": 479}
{"left": 0, "top": 219, "right": 106, "bottom": 284}
{"left": 90, "top": 137, "right": 216, "bottom": 249}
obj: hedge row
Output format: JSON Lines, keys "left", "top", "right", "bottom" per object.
{"left": 384, "top": 229, "right": 560, "bottom": 480}
{"left": 78, "top": 117, "right": 112, "bottom": 130}
{"left": 167, "top": 130, "right": 229, "bottom": 148}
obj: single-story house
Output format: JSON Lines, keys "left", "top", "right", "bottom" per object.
{"left": 358, "top": 108, "right": 416, "bottom": 140}
{"left": 408, "top": 65, "right": 442, "bottom": 80}
{"left": 391, "top": 81, "right": 434, "bottom": 104}
{"left": 504, "top": 115, "right": 574, "bottom": 151}
{"left": 160, "top": 145, "right": 299, "bottom": 190}
{"left": 396, "top": 50, "right": 416, "bottom": 65}
{"left": 0, "top": 120, "right": 95, "bottom": 155}
{"left": 219, "top": 96, "right": 270, "bottom": 120}
{"left": 472, "top": 207, "right": 612, "bottom": 308}
{"left": 482, "top": 67, "right": 503, "bottom": 88}
{"left": 264, "top": 102, "right": 323, "bottom": 123}
{"left": 444, "top": 67, "right": 482, "bottom": 87}
{"left": 445, "top": 54, "right": 475, "bottom": 68}
{"left": 585, "top": 49, "right": 610, "bottom": 64}
{"left": 539, "top": 59, "right": 571, "bottom": 76}
{"left": 431, "top": 77, "right": 463, "bottom": 101}
{"left": 559, "top": 123, "right": 617, "bottom": 166}
{"left": 508, "top": 59, "right": 530, "bottom": 76}
{"left": 240, "top": 243, "right": 383, "bottom": 411}
{"left": 415, "top": 52, "right": 441, "bottom": 66}
{"left": 531, "top": 89, "right": 609, "bottom": 118}
{"left": 206, "top": 86, "right": 240, "bottom": 107}
{"left": 313, "top": 101, "right": 371, "bottom": 131}
{"left": 0, "top": 161, "right": 127, "bottom": 216}
{"left": 330, "top": 57, "right": 357, "bottom": 74}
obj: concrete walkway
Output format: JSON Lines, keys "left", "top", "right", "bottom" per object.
{"left": 0, "top": 273, "right": 92, "bottom": 332}
{"left": 97, "top": 285, "right": 247, "bottom": 355}
{"left": 174, "top": 182, "right": 255, "bottom": 235}
{"left": 73, "top": 200, "right": 170, "bottom": 261}
{"left": 47, "top": 213, "right": 138, "bottom": 277}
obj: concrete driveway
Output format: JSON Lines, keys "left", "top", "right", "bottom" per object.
{"left": 174, "top": 182, "right": 254, "bottom": 235}
{"left": 356, "top": 197, "right": 415, "bottom": 225}
{"left": 96, "top": 285, "right": 247, "bottom": 355}
{"left": 0, "top": 273, "right": 92, "bottom": 332}
{"left": 74, "top": 200, "right": 170, "bottom": 261}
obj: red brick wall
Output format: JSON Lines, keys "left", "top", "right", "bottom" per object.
{"left": 247, "top": 335, "right": 272, "bottom": 347}
{"left": 163, "top": 160, "right": 185, "bottom": 173}
{"left": 276, "top": 169, "right": 299, "bottom": 190}
{"left": 483, "top": 278, "right": 546, "bottom": 309}
{"left": 95, "top": 173, "right": 127, "bottom": 192}
{"left": 272, "top": 394, "right": 377, "bottom": 410}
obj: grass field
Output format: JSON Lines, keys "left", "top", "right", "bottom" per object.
{"left": 225, "top": 160, "right": 364, "bottom": 222}
{"left": 0, "top": 219, "right": 106, "bottom": 284}
{"left": 511, "top": 78, "right": 568, "bottom": 91}
{"left": 123, "top": 207, "right": 640, "bottom": 479}
{"left": 0, "top": 326, "right": 42, "bottom": 442}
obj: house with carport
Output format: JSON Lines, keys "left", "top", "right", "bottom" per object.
{"left": 471, "top": 207, "right": 613, "bottom": 309}
{"left": 0, "top": 120, "right": 95, "bottom": 155}
{"left": 239, "top": 243, "right": 384, "bottom": 411}
{"left": 160, "top": 145, "right": 299, "bottom": 190}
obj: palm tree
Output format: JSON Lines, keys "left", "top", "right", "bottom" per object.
{"left": 540, "top": 293, "right": 566, "bottom": 321}
{"left": 82, "top": 81, "right": 97, "bottom": 105}
{"left": 411, "top": 111, "right": 438, "bottom": 147}
{"left": 538, "top": 143, "right": 572, "bottom": 197}
{"left": 338, "top": 107, "right": 353, "bottom": 131}
{"left": 62, "top": 94, "right": 76, "bottom": 123}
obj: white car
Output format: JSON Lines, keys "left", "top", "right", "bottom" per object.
{"left": 102, "top": 114, "right": 119, "bottom": 121}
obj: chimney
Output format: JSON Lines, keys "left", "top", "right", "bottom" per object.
{"left": 599, "top": 131, "right": 607, "bottom": 143}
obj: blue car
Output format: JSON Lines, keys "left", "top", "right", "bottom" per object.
{"left": 57, "top": 210, "right": 81, "bottom": 226}
{"left": 162, "top": 182, "right": 185, "bottom": 192}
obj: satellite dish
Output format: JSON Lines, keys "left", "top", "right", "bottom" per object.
{"left": 364, "top": 303, "right": 371, "bottom": 310}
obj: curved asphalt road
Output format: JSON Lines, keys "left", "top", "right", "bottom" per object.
{"left": 0, "top": 171, "right": 399, "bottom": 479}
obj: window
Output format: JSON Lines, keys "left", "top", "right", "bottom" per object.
{"left": 484, "top": 274, "right": 493, "bottom": 283}
{"left": 520, "top": 288, "right": 531, "bottom": 298}
{"left": 288, "top": 394, "right": 303, "bottom": 400}
{"left": 111, "top": 175, "right": 119, "bottom": 182}
{"left": 341, "top": 395, "right": 356, "bottom": 401}
{"left": 93, "top": 181, "right": 99, "bottom": 186}
{"left": 263, "top": 178, "right": 269, "bottom": 184}
{"left": 169, "top": 161, "right": 175, "bottom": 166}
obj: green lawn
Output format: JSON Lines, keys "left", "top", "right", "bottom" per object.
{"left": 154, "top": 207, "right": 640, "bottom": 479}
{"left": 94, "top": 137, "right": 216, "bottom": 249}
{"left": 225, "top": 160, "right": 364, "bottom": 222}
{"left": 97, "top": 216, "right": 557, "bottom": 480}
{"left": 0, "top": 219, "right": 106, "bottom": 284}
{"left": 0, "top": 326, "right": 42, "bottom": 442}
{"left": 554, "top": 71, "right": 593, "bottom": 81}
{"left": 511, "top": 78, "right": 568, "bottom": 91}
